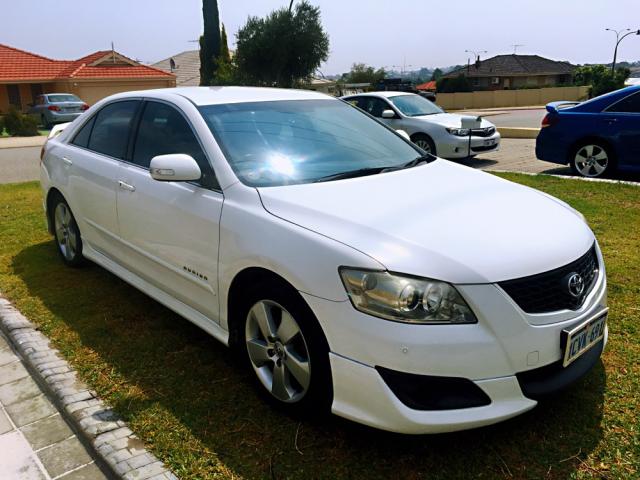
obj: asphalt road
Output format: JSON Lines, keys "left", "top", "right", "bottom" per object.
{"left": 0, "top": 146, "right": 41, "bottom": 184}
{"left": 485, "top": 109, "right": 546, "bottom": 128}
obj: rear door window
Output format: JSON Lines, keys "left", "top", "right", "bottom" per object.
{"left": 606, "top": 92, "right": 640, "bottom": 113}
{"left": 87, "top": 101, "right": 140, "bottom": 159}
{"left": 71, "top": 117, "right": 96, "bottom": 148}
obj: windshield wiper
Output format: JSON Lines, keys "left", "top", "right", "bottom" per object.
{"left": 386, "top": 155, "right": 434, "bottom": 171}
{"left": 313, "top": 166, "right": 388, "bottom": 183}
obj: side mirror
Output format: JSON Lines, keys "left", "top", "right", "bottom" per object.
{"left": 381, "top": 109, "right": 396, "bottom": 119}
{"left": 150, "top": 154, "right": 201, "bottom": 182}
{"left": 396, "top": 129, "right": 411, "bottom": 141}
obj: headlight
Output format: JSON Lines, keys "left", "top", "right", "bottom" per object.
{"left": 446, "top": 127, "right": 471, "bottom": 137}
{"left": 339, "top": 269, "right": 477, "bottom": 324}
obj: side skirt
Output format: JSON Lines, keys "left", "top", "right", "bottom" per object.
{"left": 82, "top": 242, "right": 229, "bottom": 346}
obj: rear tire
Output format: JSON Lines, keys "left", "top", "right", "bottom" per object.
{"left": 570, "top": 141, "right": 613, "bottom": 178}
{"left": 240, "top": 281, "right": 332, "bottom": 416}
{"left": 52, "top": 196, "right": 84, "bottom": 267}
{"left": 411, "top": 133, "right": 436, "bottom": 156}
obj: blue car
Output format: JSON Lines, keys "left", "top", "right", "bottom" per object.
{"left": 536, "top": 85, "right": 640, "bottom": 178}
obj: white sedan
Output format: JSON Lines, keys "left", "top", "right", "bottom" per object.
{"left": 40, "top": 87, "right": 607, "bottom": 434}
{"left": 342, "top": 91, "right": 501, "bottom": 158}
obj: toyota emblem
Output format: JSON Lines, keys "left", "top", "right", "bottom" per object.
{"left": 567, "top": 273, "right": 585, "bottom": 297}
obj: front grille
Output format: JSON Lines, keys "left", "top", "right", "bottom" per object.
{"left": 498, "top": 245, "right": 599, "bottom": 314}
{"left": 471, "top": 126, "right": 495, "bottom": 137}
{"left": 471, "top": 144, "right": 498, "bottom": 152}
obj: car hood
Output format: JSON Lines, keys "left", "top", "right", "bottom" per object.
{"left": 257, "top": 160, "right": 594, "bottom": 284}
{"left": 412, "top": 113, "right": 495, "bottom": 129}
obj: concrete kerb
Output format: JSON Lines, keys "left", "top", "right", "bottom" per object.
{"left": 496, "top": 127, "right": 540, "bottom": 139}
{"left": 492, "top": 169, "right": 640, "bottom": 187}
{"left": 0, "top": 297, "right": 178, "bottom": 480}
{"left": 0, "top": 136, "right": 47, "bottom": 149}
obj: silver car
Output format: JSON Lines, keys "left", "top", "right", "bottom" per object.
{"left": 28, "top": 94, "right": 89, "bottom": 128}
{"left": 342, "top": 92, "right": 500, "bottom": 159}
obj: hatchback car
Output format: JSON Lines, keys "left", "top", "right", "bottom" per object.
{"left": 342, "top": 91, "right": 500, "bottom": 158}
{"left": 536, "top": 85, "right": 640, "bottom": 178}
{"left": 40, "top": 87, "right": 607, "bottom": 434}
{"left": 28, "top": 93, "right": 89, "bottom": 128}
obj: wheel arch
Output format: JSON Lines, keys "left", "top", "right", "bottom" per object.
{"left": 45, "top": 187, "right": 66, "bottom": 235}
{"left": 226, "top": 267, "right": 311, "bottom": 350}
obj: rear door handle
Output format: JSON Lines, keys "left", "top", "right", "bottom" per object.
{"left": 603, "top": 117, "right": 618, "bottom": 123}
{"left": 62, "top": 157, "right": 73, "bottom": 166}
{"left": 118, "top": 180, "right": 136, "bottom": 192}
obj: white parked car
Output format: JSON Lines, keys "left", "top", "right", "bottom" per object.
{"left": 342, "top": 91, "right": 501, "bottom": 158}
{"left": 40, "top": 87, "right": 607, "bottom": 434}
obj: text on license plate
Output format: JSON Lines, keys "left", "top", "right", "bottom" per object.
{"left": 562, "top": 313, "right": 607, "bottom": 367}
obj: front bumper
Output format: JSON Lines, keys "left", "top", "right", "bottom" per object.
{"left": 301, "top": 248, "right": 607, "bottom": 434}
{"left": 438, "top": 132, "right": 501, "bottom": 159}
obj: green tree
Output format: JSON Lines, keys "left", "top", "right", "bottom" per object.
{"left": 574, "top": 64, "right": 630, "bottom": 97}
{"left": 234, "top": 0, "right": 329, "bottom": 88}
{"left": 210, "top": 23, "right": 236, "bottom": 85}
{"left": 436, "top": 74, "right": 472, "bottom": 93}
{"left": 342, "top": 63, "right": 386, "bottom": 85}
{"left": 430, "top": 68, "right": 443, "bottom": 81}
{"left": 199, "top": 0, "right": 221, "bottom": 86}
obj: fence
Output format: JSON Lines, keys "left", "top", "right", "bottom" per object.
{"left": 438, "top": 86, "right": 590, "bottom": 110}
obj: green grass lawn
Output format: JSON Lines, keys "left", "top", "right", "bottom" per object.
{"left": 0, "top": 175, "right": 638, "bottom": 479}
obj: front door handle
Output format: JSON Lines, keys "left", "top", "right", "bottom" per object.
{"left": 62, "top": 157, "right": 73, "bottom": 166}
{"left": 603, "top": 117, "right": 618, "bottom": 123}
{"left": 118, "top": 180, "right": 136, "bottom": 192}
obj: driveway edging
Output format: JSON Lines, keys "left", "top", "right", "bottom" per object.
{"left": 0, "top": 297, "right": 178, "bottom": 480}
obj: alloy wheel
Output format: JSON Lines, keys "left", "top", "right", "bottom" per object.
{"left": 245, "top": 300, "right": 311, "bottom": 403}
{"left": 54, "top": 203, "right": 78, "bottom": 262}
{"left": 414, "top": 139, "right": 432, "bottom": 153}
{"left": 574, "top": 144, "right": 608, "bottom": 177}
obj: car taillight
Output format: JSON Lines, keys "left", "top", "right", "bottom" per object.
{"left": 541, "top": 113, "right": 558, "bottom": 128}
{"left": 47, "top": 105, "right": 60, "bottom": 111}
{"left": 81, "top": 104, "right": 90, "bottom": 111}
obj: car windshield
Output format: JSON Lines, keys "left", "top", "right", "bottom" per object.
{"left": 389, "top": 95, "right": 444, "bottom": 116}
{"left": 48, "top": 94, "right": 81, "bottom": 103}
{"left": 198, "top": 99, "right": 422, "bottom": 187}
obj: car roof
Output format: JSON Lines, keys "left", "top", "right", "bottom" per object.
{"left": 115, "top": 86, "right": 334, "bottom": 106}
{"left": 345, "top": 91, "right": 415, "bottom": 99}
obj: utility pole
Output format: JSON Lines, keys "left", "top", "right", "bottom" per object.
{"left": 606, "top": 28, "right": 640, "bottom": 74}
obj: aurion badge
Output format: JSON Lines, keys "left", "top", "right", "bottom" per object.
{"left": 567, "top": 273, "right": 585, "bottom": 297}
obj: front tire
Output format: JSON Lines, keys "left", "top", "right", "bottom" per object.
{"left": 241, "top": 282, "right": 332, "bottom": 414}
{"left": 52, "top": 197, "right": 84, "bottom": 267}
{"left": 411, "top": 133, "right": 436, "bottom": 156}
{"left": 571, "top": 142, "right": 613, "bottom": 178}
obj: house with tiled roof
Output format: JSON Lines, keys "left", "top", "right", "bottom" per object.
{"left": 443, "top": 54, "right": 575, "bottom": 91}
{"left": 0, "top": 43, "right": 175, "bottom": 113}
{"left": 153, "top": 50, "right": 201, "bottom": 86}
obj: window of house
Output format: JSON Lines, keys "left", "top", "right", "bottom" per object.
{"left": 30, "top": 84, "right": 43, "bottom": 102}
{"left": 7, "top": 85, "right": 21, "bottom": 110}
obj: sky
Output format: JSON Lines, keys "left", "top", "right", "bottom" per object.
{"left": 3, "top": 0, "right": 640, "bottom": 75}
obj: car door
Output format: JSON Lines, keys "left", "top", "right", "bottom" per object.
{"left": 603, "top": 91, "right": 640, "bottom": 170}
{"left": 61, "top": 99, "right": 141, "bottom": 258}
{"left": 115, "top": 100, "right": 223, "bottom": 322}
{"left": 360, "top": 96, "right": 402, "bottom": 128}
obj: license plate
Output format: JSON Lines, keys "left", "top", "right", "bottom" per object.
{"left": 483, "top": 139, "right": 496, "bottom": 146}
{"left": 561, "top": 311, "right": 607, "bottom": 367}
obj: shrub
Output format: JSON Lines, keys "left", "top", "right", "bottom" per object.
{"left": 436, "top": 74, "right": 473, "bottom": 93}
{"left": 0, "top": 115, "right": 4, "bottom": 136}
{"left": 4, "top": 107, "right": 39, "bottom": 137}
